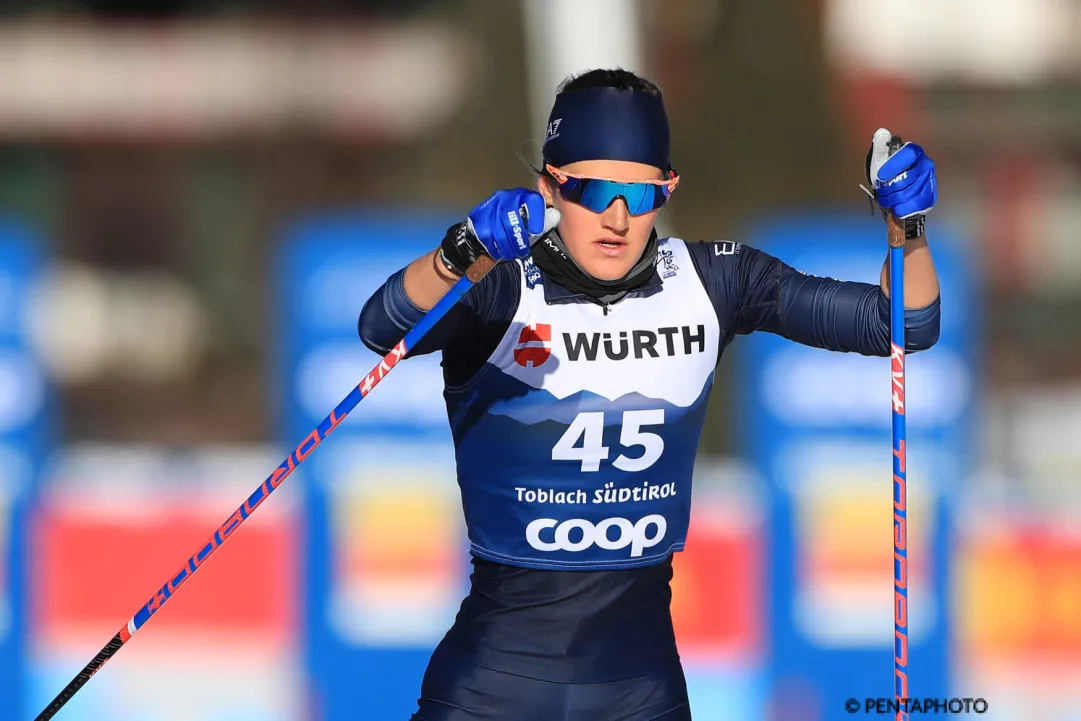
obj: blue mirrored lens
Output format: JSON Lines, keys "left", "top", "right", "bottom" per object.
{"left": 560, "top": 177, "right": 665, "bottom": 216}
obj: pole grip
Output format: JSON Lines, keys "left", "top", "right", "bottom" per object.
{"left": 888, "top": 212, "right": 906, "bottom": 249}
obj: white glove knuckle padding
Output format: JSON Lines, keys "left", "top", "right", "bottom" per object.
{"left": 872, "top": 129, "right": 894, "bottom": 183}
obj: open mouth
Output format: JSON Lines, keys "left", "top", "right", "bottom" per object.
{"left": 594, "top": 239, "right": 628, "bottom": 258}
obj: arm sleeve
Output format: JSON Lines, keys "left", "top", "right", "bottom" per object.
{"left": 357, "top": 260, "right": 520, "bottom": 384}
{"left": 685, "top": 240, "right": 940, "bottom": 356}
{"left": 356, "top": 266, "right": 465, "bottom": 357}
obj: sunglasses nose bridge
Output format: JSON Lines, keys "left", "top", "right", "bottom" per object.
{"left": 601, "top": 196, "right": 630, "bottom": 226}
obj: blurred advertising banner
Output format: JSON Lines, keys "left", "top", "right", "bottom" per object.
{"left": 277, "top": 211, "right": 466, "bottom": 719}
{"left": 674, "top": 470, "right": 768, "bottom": 720}
{"left": 0, "top": 224, "right": 50, "bottom": 718}
{"left": 955, "top": 514, "right": 1081, "bottom": 720}
{"left": 27, "top": 447, "right": 302, "bottom": 721}
{"left": 738, "top": 214, "right": 975, "bottom": 720}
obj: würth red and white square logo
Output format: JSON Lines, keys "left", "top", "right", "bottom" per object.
{"left": 514, "top": 323, "right": 552, "bottom": 368}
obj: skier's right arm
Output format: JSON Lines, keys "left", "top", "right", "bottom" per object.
{"left": 357, "top": 188, "right": 552, "bottom": 358}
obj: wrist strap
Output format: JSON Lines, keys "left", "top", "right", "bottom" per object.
{"left": 904, "top": 214, "right": 926, "bottom": 240}
{"left": 439, "top": 221, "right": 485, "bottom": 276}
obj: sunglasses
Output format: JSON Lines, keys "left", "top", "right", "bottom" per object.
{"left": 546, "top": 164, "right": 679, "bottom": 216}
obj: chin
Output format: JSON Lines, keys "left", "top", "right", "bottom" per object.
{"left": 582, "top": 258, "right": 637, "bottom": 281}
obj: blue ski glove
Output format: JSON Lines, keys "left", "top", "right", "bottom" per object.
{"left": 439, "top": 188, "right": 560, "bottom": 276}
{"left": 864, "top": 128, "right": 937, "bottom": 239}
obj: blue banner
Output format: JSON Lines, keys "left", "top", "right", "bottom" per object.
{"left": 737, "top": 213, "right": 975, "bottom": 720}
{"left": 276, "top": 210, "right": 470, "bottom": 720}
{"left": 0, "top": 222, "right": 50, "bottom": 719}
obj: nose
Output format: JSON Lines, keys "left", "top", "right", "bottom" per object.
{"left": 601, "top": 197, "right": 630, "bottom": 233}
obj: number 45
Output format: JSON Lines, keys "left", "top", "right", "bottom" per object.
{"left": 552, "top": 410, "right": 665, "bottom": 472}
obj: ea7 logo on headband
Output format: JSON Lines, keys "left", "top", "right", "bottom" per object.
{"left": 546, "top": 118, "right": 562, "bottom": 142}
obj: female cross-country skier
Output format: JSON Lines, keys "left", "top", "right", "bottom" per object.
{"left": 358, "top": 68, "right": 940, "bottom": 721}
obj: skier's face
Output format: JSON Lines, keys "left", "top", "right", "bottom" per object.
{"left": 538, "top": 159, "right": 663, "bottom": 281}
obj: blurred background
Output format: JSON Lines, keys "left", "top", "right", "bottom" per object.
{"left": 0, "top": 0, "right": 1078, "bottom": 719}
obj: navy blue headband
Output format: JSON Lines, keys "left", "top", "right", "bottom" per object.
{"left": 542, "top": 87, "right": 670, "bottom": 170}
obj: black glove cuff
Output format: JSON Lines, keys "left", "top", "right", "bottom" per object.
{"left": 904, "top": 214, "right": 926, "bottom": 240}
{"left": 439, "top": 221, "right": 487, "bottom": 275}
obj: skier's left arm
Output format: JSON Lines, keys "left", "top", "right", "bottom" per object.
{"left": 685, "top": 131, "right": 940, "bottom": 357}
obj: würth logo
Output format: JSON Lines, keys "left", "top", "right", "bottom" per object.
{"left": 514, "top": 324, "right": 552, "bottom": 368}
{"left": 563, "top": 325, "right": 706, "bottom": 362}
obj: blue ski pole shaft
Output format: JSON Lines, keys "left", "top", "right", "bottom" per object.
{"left": 887, "top": 211, "right": 909, "bottom": 721}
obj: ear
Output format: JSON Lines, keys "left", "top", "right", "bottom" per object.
{"left": 537, "top": 175, "right": 557, "bottom": 207}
